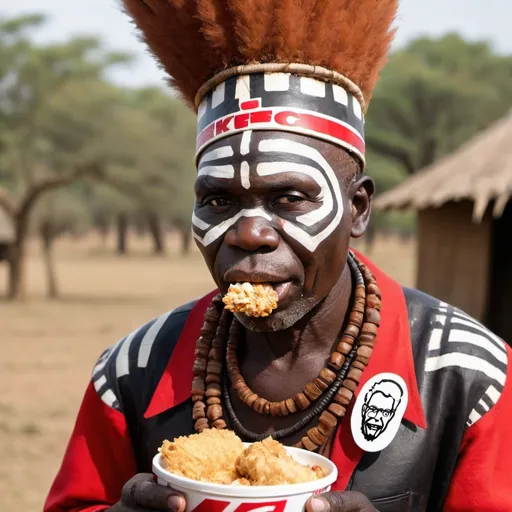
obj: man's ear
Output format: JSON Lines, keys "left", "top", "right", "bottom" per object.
{"left": 350, "top": 175, "right": 375, "bottom": 239}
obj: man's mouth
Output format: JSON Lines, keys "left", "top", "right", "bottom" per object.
{"left": 223, "top": 271, "right": 294, "bottom": 302}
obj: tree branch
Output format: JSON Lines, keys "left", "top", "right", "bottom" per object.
{"left": 0, "top": 187, "right": 15, "bottom": 219}
{"left": 16, "top": 163, "right": 104, "bottom": 222}
{"left": 366, "top": 135, "right": 417, "bottom": 175}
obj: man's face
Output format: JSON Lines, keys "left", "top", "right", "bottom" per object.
{"left": 361, "top": 392, "right": 396, "bottom": 441}
{"left": 192, "top": 130, "right": 371, "bottom": 332}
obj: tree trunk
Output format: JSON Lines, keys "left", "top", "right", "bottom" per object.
{"left": 7, "top": 241, "right": 26, "bottom": 300}
{"left": 147, "top": 212, "right": 165, "bottom": 255}
{"left": 180, "top": 228, "right": 192, "bottom": 255}
{"left": 40, "top": 221, "right": 58, "bottom": 299}
{"left": 117, "top": 213, "right": 128, "bottom": 255}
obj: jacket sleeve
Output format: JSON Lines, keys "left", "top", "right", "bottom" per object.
{"left": 444, "top": 344, "right": 512, "bottom": 511}
{"left": 44, "top": 381, "right": 137, "bottom": 512}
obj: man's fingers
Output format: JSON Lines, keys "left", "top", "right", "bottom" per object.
{"left": 306, "top": 491, "right": 377, "bottom": 512}
{"left": 121, "top": 473, "right": 186, "bottom": 511}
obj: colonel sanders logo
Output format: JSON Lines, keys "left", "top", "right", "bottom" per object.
{"left": 361, "top": 379, "right": 404, "bottom": 442}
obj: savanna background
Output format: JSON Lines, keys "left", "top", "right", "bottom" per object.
{"left": 1, "top": 1, "right": 511, "bottom": 510}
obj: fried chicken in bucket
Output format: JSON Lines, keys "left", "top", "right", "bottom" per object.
{"left": 159, "top": 429, "right": 325, "bottom": 486}
{"left": 222, "top": 283, "right": 278, "bottom": 317}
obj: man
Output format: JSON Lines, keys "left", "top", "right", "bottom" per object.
{"left": 44, "top": 1, "right": 512, "bottom": 511}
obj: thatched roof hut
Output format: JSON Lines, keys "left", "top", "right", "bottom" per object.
{"left": 374, "top": 110, "right": 512, "bottom": 344}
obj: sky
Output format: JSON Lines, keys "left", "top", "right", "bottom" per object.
{"left": 2, "top": 0, "right": 512, "bottom": 88}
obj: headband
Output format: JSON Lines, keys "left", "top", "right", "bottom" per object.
{"left": 195, "top": 69, "right": 366, "bottom": 168}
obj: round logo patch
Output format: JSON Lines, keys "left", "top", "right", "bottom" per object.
{"left": 350, "top": 373, "right": 408, "bottom": 453}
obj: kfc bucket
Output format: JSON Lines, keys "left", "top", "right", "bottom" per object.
{"left": 152, "top": 444, "right": 338, "bottom": 512}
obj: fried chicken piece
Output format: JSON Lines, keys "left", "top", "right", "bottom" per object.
{"left": 223, "top": 282, "right": 278, "bottom": 317}
{"left": 236, "top": 437, "right": 325, "bottom": 486}
{"left": 159, "top": 429, "right": 245, "bottom": 484}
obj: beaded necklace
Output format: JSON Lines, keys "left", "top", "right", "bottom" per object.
{"left": 190, "top": 252, "right": 381, "bottom": 452}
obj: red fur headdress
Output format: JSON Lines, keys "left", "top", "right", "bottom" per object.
{"left": 123, "top": 0, "right": 397, "bottom": 110}
{"left": 122, "top": 0, "right": 398, "bottom": 166}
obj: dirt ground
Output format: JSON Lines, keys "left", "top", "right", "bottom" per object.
{"left": 0, "top": 234, "right": 415, "bottom": 512}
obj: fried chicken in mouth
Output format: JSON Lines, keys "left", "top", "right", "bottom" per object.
{"left": 159, "top": 429, "right": 325, "bottom": 486}
{"left": 222, "top": 282, "right": 279, "bottom": 317}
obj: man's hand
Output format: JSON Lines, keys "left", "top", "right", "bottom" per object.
{"left": 306, "top": 491, "right": 377, "bottom": 512}
{"left": 109, "top": 474, "right": 186, "bottom": 512}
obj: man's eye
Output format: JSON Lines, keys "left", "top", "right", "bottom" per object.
{"left": 206, "top": 198, "right": 232, "bottom": 207}
{"left": 274, "top": 195, "right": 304, "bottom": 205}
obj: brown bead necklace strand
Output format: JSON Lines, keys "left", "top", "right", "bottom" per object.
{"left": 190, "top": 252, "right": 382, "bottom": 452}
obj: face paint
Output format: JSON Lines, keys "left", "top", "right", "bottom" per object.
{"left": 257, "top": 138, "right": 343, "bottom": 252}
{"left": 193, "top": 133, "right": 344, "bottom": 252}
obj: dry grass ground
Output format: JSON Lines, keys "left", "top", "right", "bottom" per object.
{"left": 0, "top": 233, "right": 415, "bottom": 512}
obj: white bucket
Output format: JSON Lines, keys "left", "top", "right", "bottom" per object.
{"left": 153, "top": 444, "right": 338, "bottom": 512}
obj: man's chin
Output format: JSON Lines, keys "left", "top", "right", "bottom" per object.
{"left": 363, "top": 426, "right": 382, "bottom": 441}
{"left": 235, "top": 297, "right": 319, "bottom": 332}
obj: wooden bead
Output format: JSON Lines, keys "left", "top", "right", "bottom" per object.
{"left": 367, "top": 294, "right": 381, "bottom": 310}
{"left": 343, "top": 379, "right": 358, "bottom": 392}
{"left": 191, "top": 377, "right": 205, "bottom": 395}
{"left": 334, "top": 387, "right": 353, "bottom": 405}
{"left": 357, "top": 345, "right": 373, "bottom": 359}
{"left": 346, "top": 368, "right": 363, "bottom": 384}
{"left": 269, "top": 402, "right": 281, "bottom": 416}
{"left": 304, "top": 382, "right": 323, "bottom": 401}
{"left": 278, "top": 401, "right": 288, "bottom": 416}
{"left": 192, "top": 394, "right": 204, "bottom": 402}
{"left": 232, "top": 380, "right": 247, "bottom": 392}
{"left": 195, "top": 418, "right": 209, "bottom": 432}
{"left": 206, "top": 360, "right": 222, "bottom": 375}
{"left": 206, "top": 397, "right": 221, "bottom": 405}
{"left": 213, "top": 419, "right": 226, "bottom": 429}
{"left": 345, "top": 324, "right": 360, "bottom": 339}
{"left": 307, "top": 427, "right": 326, "bottom": 446}
{"left": 337, "top": 341, "right": 353, "bottom": 355}
{"left": 285, "top": 398, "right": 297, "bottom": 414}
{"left": 195, "top": 347, "right": 209, "bottom": 358}
{"left": 351, "top": 360, "right": 367, "bottom": 371}
{"left": 192, "top": 359, "right": 207, "bottom": 373}
{"left": 192, "top": 401, "right": 206, "bottom": 420}
{"left": 205, "top": 373, "right": 221, "bottom": 385}
{"left": 208, "top": 348, "right": 222, "bottom": 361}
{"left": 239, "top": 387, "right": 253, "bottom": 402}
{"left": 361, "top": 323, "right": 378, "bottom": 336}
{"left": 263, "top": 402, "right": 271, "bottom": 415}
{"left": 314, "top": 378, "right": 329, "bottom": 392}
{"left": 319, "top": 410, "right": 338, "bottom": 429}
{"left": 365, "top": 308, "right": 381, "bottom": 326}
{"left": 349, "top": 311, "right": 364, "bottom": 326}
{"left": 254, "top": 398, "right": 268, "bottom": 414}
{"left": 302, "top": 436, "right": 319, "bottom": 451}
{"left": 207, "top": 404, "right": 223, "bottom": 421}
{"left": 317, "top": 420, "right": 334, "bottom": 436}
{"left": 353, "top": 300, "right": 365, "bottom": 313}
{"left": 294, "top": 440, "right": 305, "bottom": 449}
{"left": 354, "top": 285, "right": 366, "bottom": 299}
{"left": 358, "top": 335, "right": 375, "bottom": 348}
{"left": 206, "top": 383, "right": 222, "bottom": 398}
{"left": 245, "top": 393, "right": 258, "bottom": 408}
{"left": 294, "top": 393, "right": 311, "bottom": 410}
{"left": 320, "top": 368, "right": 337, "bottom": 385}
{"left": 329, "top": 352, "right": 345, "bottom": 371}
{"left": 328, "top": 403, "right": 346, "bottom": 418}
{"left": 367, "top": 283, "right": 381, "bottom": 297}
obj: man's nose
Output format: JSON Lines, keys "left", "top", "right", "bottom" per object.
{"left": 224, "top": 214, "right": 280, "bottom": 252}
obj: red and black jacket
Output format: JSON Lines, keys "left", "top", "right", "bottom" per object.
{"left": 44, "top": 255, "right": 512, "bottom": 512}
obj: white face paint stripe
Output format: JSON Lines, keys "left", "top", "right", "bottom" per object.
{"left": 195, "top": 208, "right": 272, "bottom": 247}
{"left": 240, "top": 130, "right": 252, "bottom": 156}
{"left": 199, "top": 146, "right": 234, "bottom": 164}
{"left": 192, "top": 212, "right": 210, "bottom": 230}
{"left": 240, "top": 161, "right": 251, "bottom": 190}
{"left": 197, "top": 165, "right": 235, "bottom": 179}
{"left": 258, "top": 139, "right": 344, "bottom": 251}
{"left": 256, "top": 161, "right": 332, "bottom": 227}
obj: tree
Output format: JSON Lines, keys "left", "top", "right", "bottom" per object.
{"left": 0, "top": 14, "right": 132, "bottom": 299}
{"left": 367, "top": 34, "right": 512, "bottom": 176}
